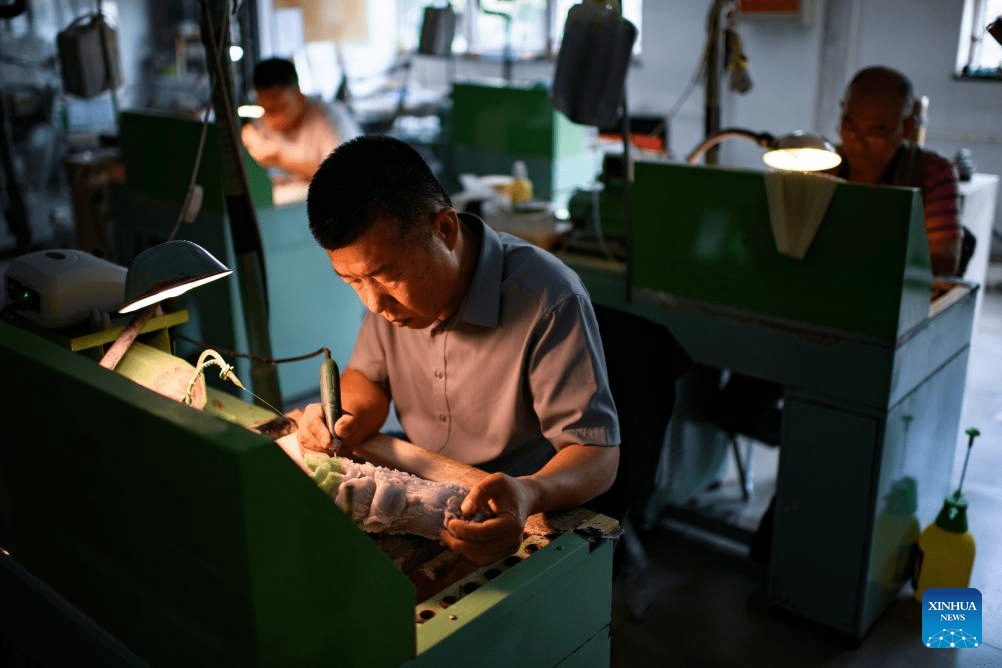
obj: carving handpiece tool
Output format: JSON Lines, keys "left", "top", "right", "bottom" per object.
{"left": 320, "top": 348, "right": 343, "bottom": 456}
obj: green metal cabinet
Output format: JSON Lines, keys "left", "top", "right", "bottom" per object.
{"left": 561, "top": 162, "right": 976, "bottom": 640}
{"left": 448, "top": 81, "right": 599, "bottom": 207}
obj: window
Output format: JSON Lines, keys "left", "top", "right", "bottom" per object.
{"left": 396, "top": 0, "right": 642, "bottom": 59}
{"left": 957, "top": 0, "right": 1002, "bottom": 79}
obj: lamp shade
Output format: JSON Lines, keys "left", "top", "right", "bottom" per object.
{"left": 119, "top": 240, "right": 232, "bottom": 314}
{"left": 762, "top": 131, "right": 842, "bottom": 172}
{"left": 687, "top": 128, "right": 841, "bottom": 172}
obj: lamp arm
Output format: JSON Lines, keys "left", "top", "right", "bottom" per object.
{"left": 685, "top": 128, "right": 775, "bottom": 165}
{"left": 99, "top": 304, "right": 162, "bottom": 371}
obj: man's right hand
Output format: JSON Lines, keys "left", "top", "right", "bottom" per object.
{"left": 241, "top": 124, "right": 280, "bottom": 168}
{"left": 297, "top": 403, "right": 363, "bottom": 454}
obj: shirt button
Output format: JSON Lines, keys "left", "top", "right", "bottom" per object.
{"left": 434, "top": 370, "right": 443, "bottom": 379}
{"left": 438, "top": 414, "right": 447, "bottom": 422}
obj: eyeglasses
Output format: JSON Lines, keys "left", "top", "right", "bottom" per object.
{"left": 838, "top": 114, "right": 903, "bottom": 146}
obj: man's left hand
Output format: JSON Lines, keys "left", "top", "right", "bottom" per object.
{"left": 440, "top": 472, "right": 540, "bottom": 566}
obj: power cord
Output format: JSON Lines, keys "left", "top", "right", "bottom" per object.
{"left": 174, "top": 332, "right": 330, "bottom": 367}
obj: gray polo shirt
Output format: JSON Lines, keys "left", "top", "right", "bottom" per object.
{"left": 348, "top": 213, "right": 620, "bottom": 476}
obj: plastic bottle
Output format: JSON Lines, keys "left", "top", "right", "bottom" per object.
{"left": 509, "top": 160, "right": 533, "bottom": 205}
{"left": 871, "top": 477, "right": 921, "bottom": 593}
{"left": 913, "top": 428, "right": 979, "bottom": 600}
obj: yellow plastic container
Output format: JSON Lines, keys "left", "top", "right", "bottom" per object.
{"left": 913, "top": 493, "right": 976, "bottom": 600}
{"left": 509, "top": 160, "right": 534, "bottom": 204}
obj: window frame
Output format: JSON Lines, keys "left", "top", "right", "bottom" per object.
{"left": 396, "top": 0, "right": 642, "bottom": 62}
{"left": 956, "top": 0, "right": 1002, "bottom": 81}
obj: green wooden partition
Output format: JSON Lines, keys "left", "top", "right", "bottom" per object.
{"left": 0, "top": 319, "right": 615, "bottom": 666}
{"left": 0, "top": 320, "right": 415, "bottom": 667}
{"left": 629, "top": 162, "right": 933, "bottom": 341}
{"left": 449, "top": 81, "right": 598, "bottom": 207}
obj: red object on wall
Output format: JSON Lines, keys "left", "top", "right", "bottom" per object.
{"left": 738, "top": 0, "right": 801, "bottom": 12}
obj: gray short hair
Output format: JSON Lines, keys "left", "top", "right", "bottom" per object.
{"left": 846, "top": 66, "right": 915, "bottom": 119}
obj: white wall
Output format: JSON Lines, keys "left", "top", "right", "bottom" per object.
{"left": 627, "top": 0, "right": 1001, "bottom": 242}
{"left": 348, "top": 0, "right": 1002, "bottom": 238}
{"left": 407, "top": 1, "right": 828, "bottom": 166}
{"left": 852, "top": 0, "right": 1002, "bottom": 249}
{"left": 629, "top": 0, "right": 1001, "bottom": 241}
{"left": 0, "top": 0, "right": 152, "bottom": 126}
{"left": 625, "top": 1, "right": 713, "bottom": 161}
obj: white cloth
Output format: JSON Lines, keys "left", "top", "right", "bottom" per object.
{"left": 765, "top": 171, "right": 840, "bottom": 260}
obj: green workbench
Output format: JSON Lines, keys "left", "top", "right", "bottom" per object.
{"left": 448, "top": 81, "right": 599, "bottom": 208}
{"left": 560, "top": 162, "right": 976, "bottom": 641}
{"left": 0, "top": 320, "right": 614, "bottom": 666}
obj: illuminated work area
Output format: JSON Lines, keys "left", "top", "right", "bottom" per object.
{"left": 1, "top": 1, "right": 1001, "bottom": 666}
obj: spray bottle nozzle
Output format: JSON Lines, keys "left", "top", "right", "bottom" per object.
{"left": 955, "top": 427, "right": 981, "bottom": 497}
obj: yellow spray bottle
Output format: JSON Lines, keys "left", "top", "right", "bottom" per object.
{"left": 913, "top": 428, "right": 979, "bottom": 600}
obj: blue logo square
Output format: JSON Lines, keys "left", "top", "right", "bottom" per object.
{"left": 923, "top": 588, "right": 982, "bottom": 648}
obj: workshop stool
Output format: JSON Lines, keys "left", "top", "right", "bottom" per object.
{"left": 710, "top": 370, "right": 783, "bottom": 500}
{"left": 585, "top": 303, "right": 692, "bottom": 573}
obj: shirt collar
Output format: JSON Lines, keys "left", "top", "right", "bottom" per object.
{"left": 880, "top": 143, "right": 907, "bottom": 184}
{"left": 454, "top": 212, "right": 504, "bottom": 328}
{"left": 835, "top": 143, "right": 906, "bottom": 184}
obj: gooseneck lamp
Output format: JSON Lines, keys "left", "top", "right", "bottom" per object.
{"left": 686, "top": 128, "right": 842, "bottom": 172}
{"left": 99, "top": 241, "right": 233, "bottom": 371}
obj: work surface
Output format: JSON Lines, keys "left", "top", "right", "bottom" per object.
{"left": 273, "top": 426, "right": 619, "bottom": 540}
{"left": 0, "top": 317, "right": 621, "bottom": 667}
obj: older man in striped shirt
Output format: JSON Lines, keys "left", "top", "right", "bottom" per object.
{"left": 834, "top": 66, "right": 962, "bottom": 276}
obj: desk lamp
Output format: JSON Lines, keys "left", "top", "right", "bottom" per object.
{"left": 686, "top": 128, "right": 842, "bottom": 172}
{"left": 99, "top": 240, "right": 232, "bottom": 371}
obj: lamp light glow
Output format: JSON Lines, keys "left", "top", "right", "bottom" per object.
{"left": 763, "top": 147, "right": 842, "bottom": 171}
{"left": 119, "top": 240, "right": 233, "bottom": 314}
{"left": 237, "top": 104, "right": 264, "bottom": 119}
{"left": 229, "top": 45, "right": 244, "bottom": 61}
{"left": 763, "top": 132, "right": 842, "bottom": 171}
{"left": 119, "top": 272, "right": 232, "bottom": 314}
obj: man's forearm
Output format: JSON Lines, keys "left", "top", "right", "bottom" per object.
{"left": 341, "top": 368, "right": 390, "bottom": 442}
{"left": 522, "top": 444, "right": 619, "bottom": 515}
{"left": 930, "top": 237, "right": 961, "bottom": 276}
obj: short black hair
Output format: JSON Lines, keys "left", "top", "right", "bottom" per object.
{"left": 307, "top": 135, "right": 453, "bottom": 250}
{"left": 846, "top": 66, "right": 915, "bottom": 118}
{"left": 253, "top": 58, "right": 299, "bottom": 90}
